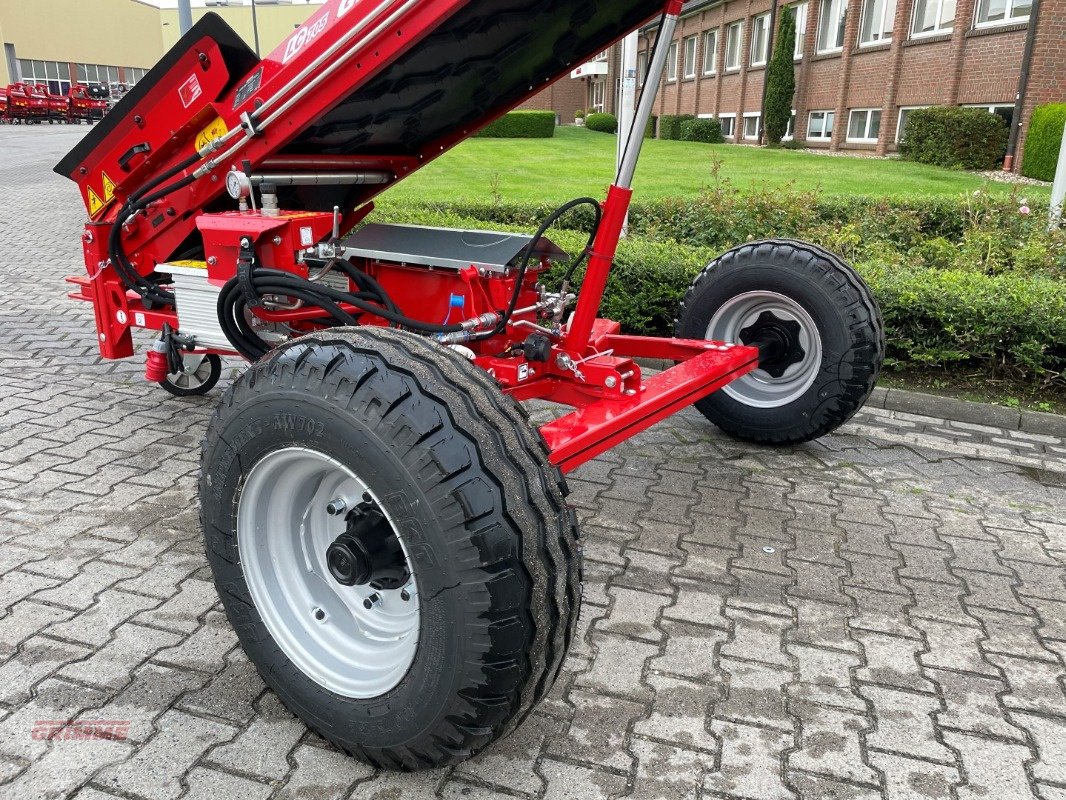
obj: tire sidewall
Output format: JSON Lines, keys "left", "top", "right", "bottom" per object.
{"left": 202, "top": 389, "right": 482, "bottom": 749}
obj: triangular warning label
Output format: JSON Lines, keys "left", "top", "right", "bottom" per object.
{"left": 102, "top": 172, "right": 116, "bottom": 203}
{"left": 87, "top": 187, "right": 105, "bottom": 217}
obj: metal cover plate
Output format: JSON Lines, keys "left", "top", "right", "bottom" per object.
{"left": 342, "top": 223, "right": 569, "bottom": 273}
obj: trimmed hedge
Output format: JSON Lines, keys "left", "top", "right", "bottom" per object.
{"left": 899, "top": 106, "right": 1008, "bottom": 170}
{"left": 1021, "top": 103, "right": 1066, "bottom": 182}
{"left": 679, "top": 118, "right": 725, "bottom": 144}
{"left": 476, "top": 111, "right": 556, "bottom": 139}
{"left": 585, "top": 112, "right": 618, "bottom": 134}
{"left": 659, "top": 114, "right": 696, "bottom": 141}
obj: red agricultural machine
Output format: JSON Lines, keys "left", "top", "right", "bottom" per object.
{"left": 56, "top": 0, "right": 883, "bottom": 769}
{"left": 7, "top": 83, "right": 49, "bottom": 123}
{"left": 67, "top": 84, "right": 109, "bottom": 124}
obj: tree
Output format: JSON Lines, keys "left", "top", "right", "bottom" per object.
{"left": 764, "top": 9, "right": 797, "bottom": 146}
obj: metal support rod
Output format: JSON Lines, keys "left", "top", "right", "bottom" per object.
{"left": 616, "top": 32, "right": 639, "bottom": 236}
{"left": 1050, "top": 119, "right": 1066, "bottom": 230}
{"left": 178, "top": 0, "right": 193, "bottom": 35}
{"left": 249, "top": 172, "right": 393, "bottom": 186}
{"left": 251, "top": 0, "right": 262, "bottom": 57}
{"left": 616, "top": 9, "right": 680, "bottom": 189}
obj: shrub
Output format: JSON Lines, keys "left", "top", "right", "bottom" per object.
{"left": 585, "top": 112, "right": 618, "bottom": 134}
{"left": 899, "top": 106, "right": 1008, "bottom": 170}
{"left": 575, "top": 109, "right": 586, "bottom": 121}
{"left": 659, "top": 114, "right": 696, "bottom": 140}
{"left": 764, "top": 10, "right": 797, "bottom": 145}
{"left": 679, "top": 118, "right": 725, "bottom": 144}
{"left": 1021, "top": 103, "right": 1066, "bottom": 182}
{"left": 476, "top": 111, "right": 556, "bottom": 139}
{"left": 781, "top": 138, "right": 804, "bottom": 150}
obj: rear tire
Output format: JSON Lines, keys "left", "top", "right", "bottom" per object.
{"left": 675, "top": 239, "right": 884, "bottom": 445}
{"left": 200, "top": 328, "right": 580, "bottom": 769}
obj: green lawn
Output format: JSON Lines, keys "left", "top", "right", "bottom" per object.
{"left": 380, "top": 126, "right": 1044, "bottom": 205}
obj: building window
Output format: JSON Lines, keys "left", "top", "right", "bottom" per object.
{"left": 966, "top": 103, "right": 1015, "bottom": 130}
{"left": 896, "top": 106, "right": 927, "bottom": 141}
{"left": 19, "top": 59, "right": 73, "bottom": 95}
{"left": 974, "top": 0, "right": 1031, "bottom": 26}
{"left": 750, "top": 14, "right": 771, "bottom": 66}
{"left": 743, "top": 113, "right": 761, "bottom": 140}
{"left": 793, "top": 3, "right": 810, "bottom": 58}
{"left": 667, "top": 41, "right": 679, "bottom": 81}
{"left": 808, "top": 110, "right": 835, "bottom": 140}
{"left": 725, "top": 22, "right": 744, "bottom": 70}
{"left": 594, "top": 50, "right": 610, "bottom": 62}
{"left": 860, "top": 0, "right": 897, "bottom": 44}
{"left": 817, "top": 0, "right": 847, "bottom": 52}
{"left": 704, "top": 30, "right": 719, "bottom": 74}
{"left": 684, "top": 35, "right": 698, "bottom": 78}
{"left": 719, "top": 113, "right": 737, "bottom": 138}
{"left": 847, "top": 108, "right": 882, "bottom": 142}
{"left": 783, "top": 111, "right": 798, "bottom": 140}
{"left": 637, "top": 51, "right": 648, "bottom": 85}
{"left": 911, "top": 0, "right": 956, "bottom": 35}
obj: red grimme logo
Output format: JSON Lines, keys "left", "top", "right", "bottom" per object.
{"left": 31, "top": 720, "right": 131, "bottom": 741}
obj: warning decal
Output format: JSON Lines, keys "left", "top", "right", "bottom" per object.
{"left": 87, "top": 187, "right": 105, "bottom": 218}
{"left": 101, "top": 172, "right": 116, "bottom": 203}
{"left": 195, "top": 117, "right": 229, "bottom": 153}
{"left": 178, "top": 74, "right": 203, "bottom": 109}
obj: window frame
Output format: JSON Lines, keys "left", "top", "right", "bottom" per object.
{"left": 973, "top": 0, "right": 1031, "bottom": 27}
{"left": 637, "top": 51, "right": 648, "bottom": 86}
{"left": 719, "top": 113, "right": 737, "bottom": 138}
{"left": 807, "top": 110, "right": 835, "bottom": 141}
{"left": 793, "top": 2, "right": 810, "bottom": 59}
{"left": 750, "top": 13, "right": 771, "bottom": 67}
{"left": 859, "top": 0, "right": 898, "bottom": 45}
{"left": 895, "top": 105, "right": 928, "bottom": 142}
{"left": 725, "top": 21, "right": 744, "bottom": 71}
{"left": 847, "top": 108, "right": 883, "bottom": 143}
{"left": 667, "top": 41, "right": 679, "bottom": 81}
{"left": 817, "top": 0, "right": 847, "bottom": 53}
{"left": 704, "top": 29, "right": 719, "bottom": 75}
{"left": 743, "top": 112, "right": 762, "bottom": 140}
{"left": 590, "top": 79, "right": 606, "bottom": 112}
{"left": 683, "top": 35, "right": 698, "bottom": 79}
{"left": 910, "top": 0, "right": 956, "bottom": 37}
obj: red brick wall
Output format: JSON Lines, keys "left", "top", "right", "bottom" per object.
{"left": 1017, "top": 0, "right": 1066, "bottom": 169}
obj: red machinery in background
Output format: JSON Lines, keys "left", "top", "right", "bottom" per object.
{"left": 66, "top": 84, "right": 108, "bottom": 124}
{"left": 35, "top": 85, "right": 70, "bottom": 123}
{"left": 56, "top": 0, "right": 883, "bottom": 769}
{"left": 7, "top": 83, "right": 49, "bottom": 123}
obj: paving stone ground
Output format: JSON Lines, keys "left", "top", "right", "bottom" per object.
{"left": 1, "top": 126, "right": 1064, "bottom": 800}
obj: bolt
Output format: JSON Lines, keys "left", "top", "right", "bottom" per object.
{"left": 363, "top": 594, "right": 381, "bottom": 610}
{"left": 625, "top": 389, "right": 636, "bottom": 396}
{"left": 207, "top": 256, "right": 217, "bottom": 266}
{"left": 326, "top": 499, "right": 347, "bottom": 516}
{"left": 273, "top": 236, "right": 282, "bottom": 245}
{"left": 401, "top": 589, "right": 411, "bottom": 602}
{"left": 605, "top": 376, "right": 618, "bottom": 389}
{"left": 312, "top": 607, "right": 327, "bottom": 623}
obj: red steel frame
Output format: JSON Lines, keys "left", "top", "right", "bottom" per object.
{"left": 60, "top": 0, "right": 762, "bottom": 474}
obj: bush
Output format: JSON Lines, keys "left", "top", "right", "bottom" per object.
{"left": 575, "top": 109, "right": 586, "bottom": 121}
{"left": 764, "top": 10, "right": 797, "bottom": 145}
{"left": 781, "top": 139, "right": 804, "bottom": 150}
{"left": 585, "top": 112, "right": 618, "bottom": 134}
{"left": 476, "top": 111, "right": 556, "bottom": 139}
{"left": 899, "top": 106, "right": 1008, "bottom": 170}
{"left": 659, "top": 114, "right": 696, "bottom": 140}
{"left": 679, "top": 118, "right": 725, "bottom": 144}
{"left": 1021, "top": 103, "right": 1066, "bottom": 182}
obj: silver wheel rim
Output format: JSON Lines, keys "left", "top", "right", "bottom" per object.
{"left": 707, "top": 291, "right": 823, "bottom": 409}
{"left": 167, "top": 354, "right": 214, "bottom": 390}
{"left": 237, "top": 447, "right": 420, "bottom": 699}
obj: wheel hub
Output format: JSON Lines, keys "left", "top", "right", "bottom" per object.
{"left": 739, "top": 311, "right": 806, "bottom": 379}
{"left": 327, "top": 503, "right": 410, "bottom": 589}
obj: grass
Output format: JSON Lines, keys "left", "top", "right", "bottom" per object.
{"left": 379, "top": 126, "right": 1048, "bottom": 206}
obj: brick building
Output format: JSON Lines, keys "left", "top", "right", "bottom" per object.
{"left": 524, "top": 0, "right": 1063, "bottom": 168}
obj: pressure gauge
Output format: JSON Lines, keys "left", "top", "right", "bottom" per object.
{"left": 226, "top": 169, "right": 252, "bottom": 201}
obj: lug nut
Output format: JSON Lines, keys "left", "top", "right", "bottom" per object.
{"left": 326, "top": 499, "right": 347, "bottom": 516}
{"left": 363, "top": 593, "right": 381, "bottom": 610}
{"left": 400, "top": 589, "right": 411, "bottom": 602}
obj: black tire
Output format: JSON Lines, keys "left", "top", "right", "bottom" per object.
{"left": 200, "top": 327, "right": 580, "bottom": 769}
{"left": 159, "top": 353, "right": 222, "bottom": 397}
{"left": 675, "top": 239, "right": 884, "bottom": 445}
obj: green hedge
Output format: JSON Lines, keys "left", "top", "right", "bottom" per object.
{"left": 679, "top": 118, "right": 725, "bottom": 144}
{"left": 899, "top": 106, "right": 1008, "bottom": 170}
{"left": 659, "top": 114, "right": 696, "bottom": 140}
{"left": 585, "top": 112, "right": 618, "bottom": 134}
{"left": 1021, "top": 103, "right": 1066, "bottom": 182}
{"left": 476, "top": 111, "right": 556, "bottom": 139}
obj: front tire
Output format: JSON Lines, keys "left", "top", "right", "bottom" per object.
{"left": 200, "top": 328, "right": 580, "bottom": 769}
{"left": 675, "top": 239, "right": 884, "bottom": 445}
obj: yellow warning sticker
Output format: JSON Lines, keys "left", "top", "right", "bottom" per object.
{"left": 195, "top": 116, "right": 229, "bottom": 153}
{"left": 101, "top": 172, "right": 116, "bottom": 203}
{"left": 87, "top": 187, "right": 105, "bottom": 218}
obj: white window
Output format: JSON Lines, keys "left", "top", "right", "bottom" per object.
{"left": 817, "top": 0, "right": 847, "bottom": 52}
{"left": 637, "top": 51, "right": 648, "bottom": 85}
{"left": 743, "top": 113, "right": 761, "bottom": 140}
{"left": 594, "top": 50, "right": 610, "bottom": 62}
{"left": 667, "top": 41, "right": 679, "bottom": 81}
{"left": 684, "top": 36, "right": 698, "bottom": 78}
{"left": 725, "top": 22, "right": 744, "bottom": 70}
{"left": 974, "top": 0, "right": 1031, "bottom": 26}
{"left": 18, "top": 59, "right": 73, "bottom": 95}
{"left": 847, "top": 108, "right": 882, "bottom": 142}
{"left": 911, "top": 0, "right": 956, "bottom": 35}
{"left": 590, "top": 80, "right": 606, "bottom": 112}
{"left": 704, "top": 30, "right": 719, "bottom": 74}
{"left": 719, "top": 113, "right": 737, "bottom": 138}
{"left": 783, "top": 111, "right": 798, "bottom": 140}
{"left": 793, "top": 3, "right": 810, "bottom": 58}
{"left": 896, "top": 106, "right": 927, "bottom": 141}
{"left": 860, "top": 0, "right": 897, "bottom": 44}
{"left": 750, "top": 14, "right": 771, "bottom": 66}
{"left": 807, "top": 110, "right": 835, "bottom": 140}
{"left": 965, "top": 103, "right": 1015, "bottom": 129}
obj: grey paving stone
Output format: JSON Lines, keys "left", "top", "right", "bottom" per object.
{"left": 274, "top": 743, "right": 374, "bottom": 800}
{"left": 704, "top": 719, "right": 796, "bottom": 800}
